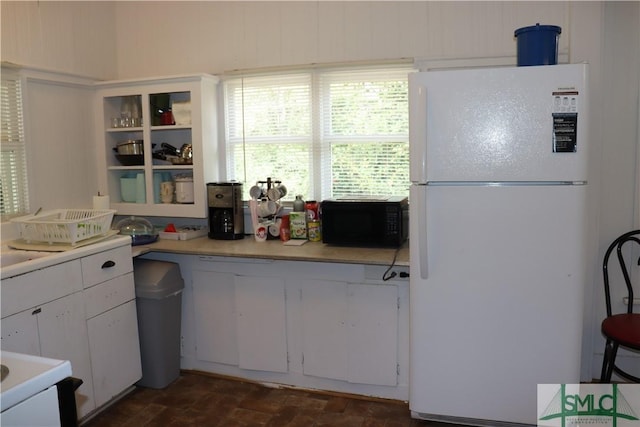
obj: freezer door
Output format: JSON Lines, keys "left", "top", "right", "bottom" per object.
{"left": 409, "top": 184, "right": 588, "bottom": 425}
{"left": 409, "top": 64, "right": 588, "bottom": 183}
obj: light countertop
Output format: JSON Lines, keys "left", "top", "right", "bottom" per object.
{"left": 1, "top": 235, "right": 133, "bottom": 280}
{"left": 134, "top": 236, "right": 409, "bottom": 267}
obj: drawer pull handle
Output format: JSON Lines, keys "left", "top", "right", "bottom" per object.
{"left": 101, "top": 260, "right": 116, "bottom": 269}
{"left": 32, "top": 308, "right": 42, "bottom": 315}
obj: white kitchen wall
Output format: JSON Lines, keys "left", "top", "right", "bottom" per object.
{"left": 1, "top": 1, "right": 638, "bottom": 381}
{"left": 1, "top": 1, "right": 117, "bottom": 214}
{"left": 111, "top": 1, "right": 573, "bottom": 77}
{"left": 22, "top": 73, "right": 98, "bottom": 212}
{"left": 0, "top": 1, "right": 118, "bottom": 80}
{"left": 590, "top": 2, "right": 640, "bottom": 378}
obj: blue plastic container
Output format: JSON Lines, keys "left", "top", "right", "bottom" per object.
{"left": 514, "top": 23, "right": 561, "bottom": 66}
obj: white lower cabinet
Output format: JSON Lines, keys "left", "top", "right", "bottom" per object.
{"left": 86, "top": 300, "right": 141, "bottom": 407}
{"left": 82, "top": 247, "right": 141, "bottom": 410}
{"left": 192, "top": 270, "right": 288, "bottom": 372}
{"left": 33, "top": 292, "right": 95, "bottom": 417}
{"left": 189, "top": 259, "right": 401, "bottom": 389}
{"left": 235, "top": 275, "right": 287, "bottom": 373}
{"left": 1, "top": 309, "right": 40, "bottom": 356}
{"left": 300, "top": 280, "right": 399, "bottom": 386}
{"left": 1, "top": 261, "right": 95, "bottom": 418}
{"left": 346, "top": 283, "right": 399, "bottom": 386}
{"left": 1, "top": 239, "right": 141, "bottom": 421}
{"left": 192, "top": 270, "right": 238, "bottom": 365}
{"left": 300, "top": 280, "right": 349, "bottom": 381}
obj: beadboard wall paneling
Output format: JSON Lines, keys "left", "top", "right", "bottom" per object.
{"left": 23, "top": 79, "right": 97, "bottom": 211}
{"left": 113, "top": 1, "right": 570, "bottom": 78}
{"left": 1, "top": 1, "right": 117, "bottom": 80}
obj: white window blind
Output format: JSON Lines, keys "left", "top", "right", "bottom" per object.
{"left": 224, "top": 65, "right": 412, "bottom": 201}
{"left": 1, "top": 70, "right": 29, "bottom": 218}
{"left": 319, "top": 69, "right": 410, "bottom": 198}
{"left": 225, "top": 74, "right": 313, "bottom": 200}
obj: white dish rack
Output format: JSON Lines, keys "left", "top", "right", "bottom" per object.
{"left": 11, "top": 209, "right": 116, "bottom": 245}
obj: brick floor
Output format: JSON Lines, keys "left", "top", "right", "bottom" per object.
{"left": 83, "top": 371, "right": 462, "bottom": 427}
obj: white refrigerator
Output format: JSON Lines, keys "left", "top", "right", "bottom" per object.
{"left": 408, "top": 64, "right": 590, "bottom": 426}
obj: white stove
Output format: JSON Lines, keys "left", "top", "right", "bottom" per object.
{"left": 1, "top": 351, "right": 72, "bottom": 425}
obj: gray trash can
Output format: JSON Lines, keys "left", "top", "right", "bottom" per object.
{"left": 133, "top": 258, "right": 184, "bottom": 389}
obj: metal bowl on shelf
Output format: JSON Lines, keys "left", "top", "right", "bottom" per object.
{"left": 169, "top": 156, "right": 192, "bottom": 165}
{"left": 152, "top": 151, "right": 192, "bottom": 165}
{"left": 113, "top": 142, "right": 154, "bottom": 166}
{"left": 114, "top": 154, "right": 144, "bottom": 166}
{"left": 114, "top": 139, "right": 143, "bottom": 155}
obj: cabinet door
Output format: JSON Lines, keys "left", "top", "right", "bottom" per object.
{"left": 37, "top": 293, "right": 96, "bottom": 418}
{"left": 347, "top": 284, "right": 398, "bottom": 386}
{"left": 300, "top": 280, "right": 348, "bottom": 381}
{"left": 87, "top": 300, "right": 142, "bottom": 408}
{"left": 1, "top": 309, "right": 40, "bottom": 355}
{"left": 235, "top": 275, "right": 287, "bottom": 373}
{"left": 192, "top": 270, "right": 238, "bottom": 365}
{"left": 300, "top": 281, "right": 399, "bottom": 386}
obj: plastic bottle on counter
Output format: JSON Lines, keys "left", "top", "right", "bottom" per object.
{"left": 293, "top": 195, "right": 305, "bottom": 212}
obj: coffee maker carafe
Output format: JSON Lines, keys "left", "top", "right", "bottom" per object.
{"left": 207, "top": 182, "right": 244, "bottom": 240}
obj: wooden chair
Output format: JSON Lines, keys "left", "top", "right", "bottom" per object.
{"left": 600, "top": 229, "right": 640, "bottom": 383}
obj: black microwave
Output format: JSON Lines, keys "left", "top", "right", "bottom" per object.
{"left": 321, "top": 196, "right": 409, "bottom": 248}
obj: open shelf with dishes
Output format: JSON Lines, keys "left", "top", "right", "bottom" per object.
{"left": 95, "top": 75, "right": 219, "bottom": 218}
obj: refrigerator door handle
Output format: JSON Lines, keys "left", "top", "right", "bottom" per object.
{"left": 409, "top": 82, "right": 427, "bottom": 183}
{"left": 411, "top": 185, "right": 429, "bottom": 279}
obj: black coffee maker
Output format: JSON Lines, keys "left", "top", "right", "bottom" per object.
{"left": 207, "top": 182, "right": 244, "bottom": 240}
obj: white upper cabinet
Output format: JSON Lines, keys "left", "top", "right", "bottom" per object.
{"left": 94, "top": 74, "right": 219, "bottom": 218}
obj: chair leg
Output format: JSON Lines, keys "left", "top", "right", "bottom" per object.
{"left": 603, "top": 341, "right": 619, "bottom": 383}
{"left": 600, "top": 340, "right": 612, "bottom": 382}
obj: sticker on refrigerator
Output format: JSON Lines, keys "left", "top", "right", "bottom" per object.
{"left": 552, "top": 90, "right": 579, "bottom": 153}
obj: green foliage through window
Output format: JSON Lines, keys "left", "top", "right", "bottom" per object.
{"left": 224, "top": 66, "right": 412, "bottom": 201}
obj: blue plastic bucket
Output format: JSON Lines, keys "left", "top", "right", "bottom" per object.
{"left": 514, "top": 23, "right": 561, "bottom": 66}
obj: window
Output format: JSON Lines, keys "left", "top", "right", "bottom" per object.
{"left": 223, "top": 65, "right": 412, "bottom": 201}
{"left": 1, "top": 70, "right": 29, "bottom": 218}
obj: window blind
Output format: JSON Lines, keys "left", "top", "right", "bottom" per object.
{"left": 223, "top": 65, "right": 412, "bottom": 201}
{"left": 1, "top": 70, "right": 29, "bottom": 218}
{"left": 319, "top": 68, "right": 410, "bottom": 198}
{"left": 224, "top": 73, "right": 313, "bottom": 200}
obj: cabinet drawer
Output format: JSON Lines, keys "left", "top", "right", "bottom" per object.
{"left": 84, "top": 273, "right": 135, "bottom": 319}
{"left": 1, "top": 260, "right": 82, "bottom": 318}
{"left": 81, "top": 245, "right": 132, "bottom": 288}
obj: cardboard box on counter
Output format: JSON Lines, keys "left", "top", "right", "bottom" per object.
{"left": 289, "top": 212, "right": 307, "bottom": 240}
